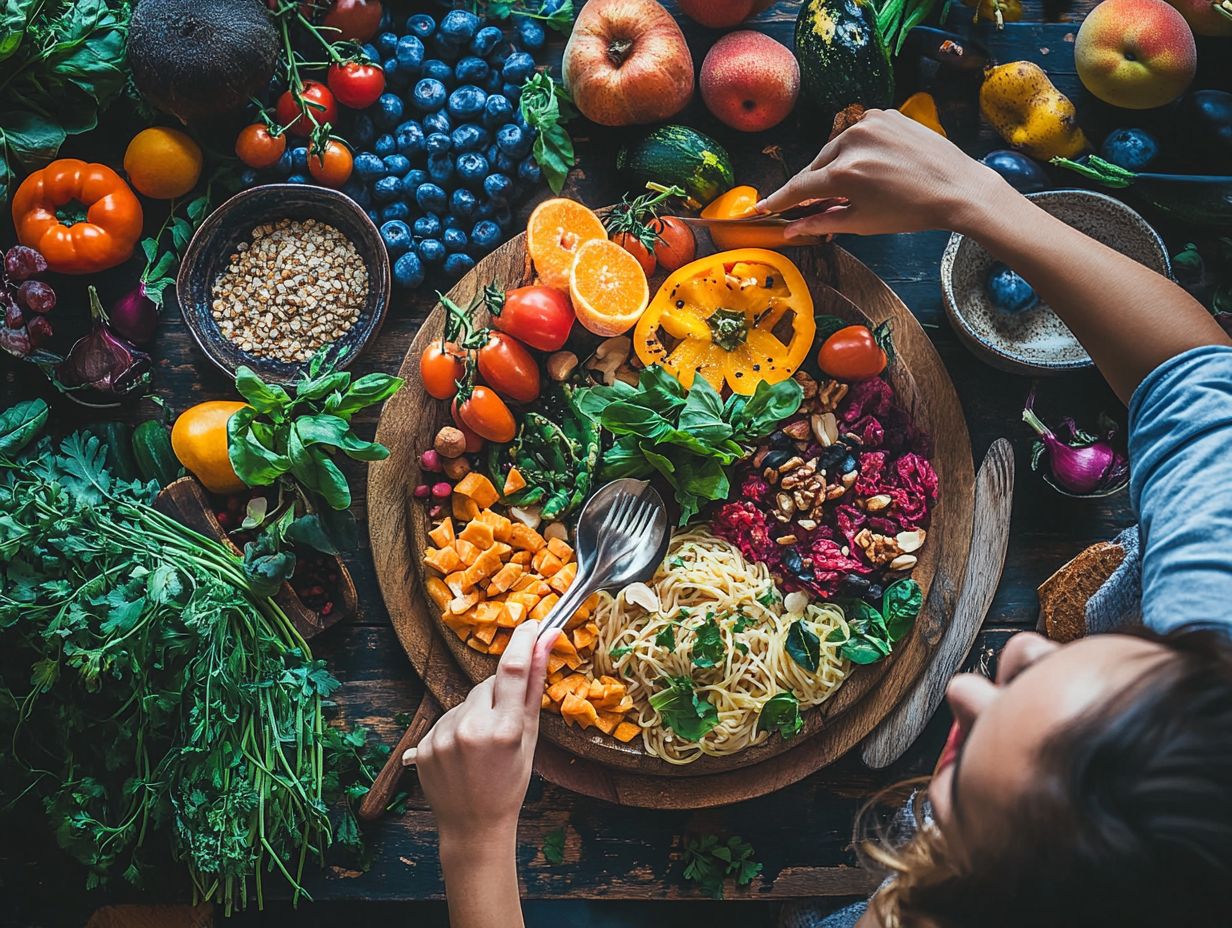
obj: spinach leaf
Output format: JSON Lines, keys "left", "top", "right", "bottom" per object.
{"left": 0, "top": 398, "right": 48, "bottom": 454}
{"left": 757, "top": 691, "right": 803, "bottom": 740}
{"left": 786, "top": 619, "right": 821, "bottom": 672}
{"left": 691, "top": 613, "right": 725, "bottom": 669}
{"left": 678, "top": 376, "right": 732, "bottom": 443}
{"left": 226, "top": 408, "right": 291, "bottom": 485}
{"left": 542, "top": 827, "right": 566, "bottom": 865}
{"left": 649, "top": 676, "right": 719, "bottom": 742}
{"left": 242, "top": 531, "right": 297, "bottom": 599}
{"left": 882, "top": 578, "right": 923, "bottom": 642}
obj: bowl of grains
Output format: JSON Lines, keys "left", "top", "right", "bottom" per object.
{"left": 177, "top": 184, "right": 390, "bottom": 384}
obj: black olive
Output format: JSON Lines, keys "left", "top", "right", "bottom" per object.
{"left": 782, "top": 546, "right": 804, "bottom": 576}
{"left": 864, "top": 583, "right": 884, "bottom": 605}
{"left": 839, "top": 454, "right": 858, "bottom": 475}
{"left": 769, "top": 432, "right": 793, "bottom": 450}
{"left": 763, "top": 448, "right": 792, "bottom": 470}
{"left": 817, "top": 445, "right": 847, "bottom": 471}
{"left": 839, "top": 574, "right": 871, "bottom": 597}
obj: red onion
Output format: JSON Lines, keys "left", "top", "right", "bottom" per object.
{"left": 1023, "top": 387, "right": 1127, "bottom": 496}
{"left": 110, "top": 280, "right": 159, "bottom": 345}
{"left": 54, "top": 287, "right": 152, "bottom": 405}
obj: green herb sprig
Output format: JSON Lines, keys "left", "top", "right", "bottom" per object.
{"left": 519, "top": 71, "right": 577, "bottom": 195}
{"left": 681, "top": 834, "right": 762, "bottom": 899}
{"left": 648, "top": 675, "right": 719, "bottom": 742}
{"left": 470, "top": 0, "right": 575, "bottom": 33}
{"left": 824, "top": 578, "right": 923, "bottom": 665}
{"left": 757, "top": 692, "right": 804, "bottom": 740}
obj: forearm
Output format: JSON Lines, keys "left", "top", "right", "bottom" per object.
{"left": 952, "top": 173, "right": 1229, "bottom": 404}
{"left": 440, "top": 828, "right": 524, "bottom": 928}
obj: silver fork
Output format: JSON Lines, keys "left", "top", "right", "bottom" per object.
{"left": 536, "top": 479, "right": 670, "bottom": 640}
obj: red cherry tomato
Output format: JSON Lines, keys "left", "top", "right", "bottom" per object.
{"left": 306, "top": 139, "right": 353, "bottom": 187}
{"left": 322, "top": 0, "right": 383, "bottom": 41}
{"left": 327, "top": 60, "right": 386, "bottom": 109}
{"left": 453, "top": 387, "right": 516, "bottom": 443}
{"left": 420, "top": 341, "right": 468, "bottom": 399}
{"left": 650, "top": 216, "right": 696, "bottom": 272}
{"left": 491, "top": 286, "right": 575, "bottom": 352}
{"left": 235, "top": 124, "right": 287, "bottom": 169}
{"left": 817, "top": 325, "right": 887, "bottom": 381}
{"left": 276, "top": 81, "right": 337, "bottom": 136}
{"left": 611, "top": 231, "right": 656, "bottom": 276}
{"left": 477, "top": 331, "right": 541, "bottom": 403}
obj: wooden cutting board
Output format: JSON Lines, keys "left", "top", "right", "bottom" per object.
{"left": 366, "top": 239, "right": 975, "bottom": 808}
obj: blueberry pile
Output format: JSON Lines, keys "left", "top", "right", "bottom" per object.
{"left": 245, "top": 8, "right": 549, "bottom": 292}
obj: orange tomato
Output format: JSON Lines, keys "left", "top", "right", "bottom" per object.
{"left": 420, "top": 340, "right": 468, "bottom": 399}
{"left": 307, "top": 139, "right": 353, "bottom": 187}
{"left": 453, "top": 387, "right": 516, "bottom": 443}
{"left": 650, "top": 216, "right": 695, "bottom": 271}
{"left": 171, "top": 401, "right": 250, "bottom": 494}
{"left": 236, "top": 124, "right": 287, "bottom": 169}
{"left": 817, "top": 325, "right": 887, "bottom": 381}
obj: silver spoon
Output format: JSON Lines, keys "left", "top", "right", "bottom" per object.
{"left": 537, "top": 478, "right": 670, "bottom": 639}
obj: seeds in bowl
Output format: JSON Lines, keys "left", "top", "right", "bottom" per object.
{"left": 210, "top": 218, "right": 368, "bottom": 364}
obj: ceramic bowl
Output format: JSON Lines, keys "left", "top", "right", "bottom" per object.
{"left": 177, "top": 184, "right": 391, "bottom": 385}
{"left": 941, "top": 190, "right": 1171, "bottom": 375}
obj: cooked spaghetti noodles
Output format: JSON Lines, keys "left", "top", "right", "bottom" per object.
{"left": 592, "top": 527, "right": 852, "bottom": 765}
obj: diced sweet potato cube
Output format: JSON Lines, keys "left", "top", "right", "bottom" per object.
{"left": 564, "top": 607, "right": 589, "bottom": 630}
{"left": 530, "top": 593, "right": 561, "bottom": 621}
{"left": 510, "top": 550, "right": 531, "bottom": 566}
{"left": 514, "top": 576, "right": 551, "bottom": 596}
{"left": 546, "top": 679, "right": 570, "bottom": 703}
{"left": 489, "top": 541, "right": 512, "bottom": 561}
{"left": 531, "top": 549, "right": 563, "bottom": 577}
{"left": 613, "top": 721, "right": 641, "bottom": 743}
{"left": 448, "top": 590, "right": 480, "bottom": 614}
{"left": 453, "top": 537, "right": 481, "bottom": 566}
{"left": 465, "top": 634, "right": 486, "bottom": 652}
{"left": 586, "top": 679, "right": 605, "bottom": 701}
{"left": 472, "top": 622, "right": 498, "bottom": 645}
{"left": 572, "top": 624, "right": 597, "bottom": 651}
{"left": 488, "top": 562, "right": 524, "bottom": 594}
{"left": 423, "top": 545, "right": 463, "bottom": 574}
{"left": 444, "top": 571, "right": 473, "bottom": 597}
{"left": 599, "top": 674, "right": 621, "bottom": 687}
{"left": 427, "top": 518, "right": 455, "bottom": 548}
{"left": 441, "top": 609, "right": 475, "bottom": 635}
{"left": 585, "top": 593, "right": 600, "bottom": 610}
{"left": 547, "top": 653, "right": 567, "bottom": 675}
{"left": 593, "top": 684, "right": 626, "bottom": 710}
{"left": 507, "top": 591, "right": 540, "bottom": 611}
{"left": 425, "top": 577, "right": 452, "bottom": 611}
{"left": 473, "top": 601, "right": 502, "bottom": 626}
{"left": 549, "top": 561, "right": 578, "bottom": 595}
{"left": 547, "top": 669, "right": 567, "bottom": 685}
{"left": 487, "top": 630, "right": 511, "bottom": 655}
{"left": 458, "top": 520, "right": 494, "bottom": 549}
{"left": 510, "top": 523, "right": 546, "bottom": 552}
{"left": 594, "top": 710, "right": 623, "bottom": 736}
{"left": 561, "top": 692, "right": 599, "bottom": 730}
{"left": 503, "top": 467, "right": 527, "bottom": 495}
{"left": 499, "top": 600, "right": 527, "bottom": 628}
{"left": 560, "top": 673, "right": 589, "bottom": 697}
{"left": 454, "top": 473, "right": 500, "bottom": 509}
{"left": 547, "top": 537, "right": 573, "bottom": 562}
{"left": 452, "top": 494, "right": 480, "bottom": 522}
{"left": 475, "top": 508, "right": 512, "bottom": 542}
{"left": 541, "top": 692, "right": 552, "bottom": 709}
{"left": 469, "top": 548, "right": 504, "bottom": 581}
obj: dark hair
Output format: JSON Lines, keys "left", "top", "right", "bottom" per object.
{"left": 862, "top": 627, "right": 1232, "bottom": 928}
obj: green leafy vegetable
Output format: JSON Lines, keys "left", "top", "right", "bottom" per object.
{"left": 757, "top": 691, "right": 804, "bottom": 740}
{"left": 681, "top": 834, "right": 762, "bottom": 899}
{"left": 609, "top": 644, "right": 633, "bottom": 660}
{"left": 655, "top": 624, "right": 677, "bottom": 650}
{"left": 542, "top": 827, "right": 566, "bottom": 865}
{"left": 470, "top": 0, "right": 575, "bottom": 33}
{"left": 828, "top": 579, "right": 924, "bottom": 665}
{"left": 0, "top": 397, "right": 49, "bottom": 454}
{"left": 519, "top": 71, "right": 576, "bottom": 194}
{"left": 691, "top": 613, "right": 725, "bottom": 669}
{"left": 649, "top": 676, "right": 719, "bottom": 742}
{"left": 882, "top": 578, "right": 923, "bottom": 641}
{"left": 577, "top": 367, "right": 803, "bottom": 525}
{"left": 786, "top": 619, "right": 821, "bottom": 672}
{"left": 0, "top": 0, "right": 132, "bottom": 202}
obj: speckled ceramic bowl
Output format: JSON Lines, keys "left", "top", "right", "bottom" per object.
{"left": 177, "top": 184, "right": 391, "bottom": 385}
{"left": 941, "top": 190, "right": 1171, "bottom": 375}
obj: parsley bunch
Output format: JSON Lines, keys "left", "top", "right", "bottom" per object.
{"left": 682, "top": 834, "right": 762, "bottom": 899}
{"left": 0, "top": 400, "right": 379, "bottom": 912}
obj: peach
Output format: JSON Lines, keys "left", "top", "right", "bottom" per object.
{"left": 1075, "top": 0, "right": 1197, "bottom": 110}
{"left": 1166, "top": 0, "right": 1232, "bottom": 37}
{"left": 677, "top": 0, "right": 774, "bottom": 28}
{"left": 700, "top": 31, "right": 800, "bottom": 132}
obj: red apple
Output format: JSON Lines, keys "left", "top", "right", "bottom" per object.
{"left": 562, "top": 0, "right": 694, "bottom": 126}
{"left": 677, "top": 0, "right": 775, "bottom": 28}
{"left": 700, "top": 30, "right": 799, "bottom": 132}
{"left": 1075, "top": 0, "right": 1197, "bottom": 110}
{"left": 1166, "top": 0, "right": 1232, "bottom": 36}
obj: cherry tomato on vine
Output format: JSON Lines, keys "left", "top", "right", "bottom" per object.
{"left": 476, "top": 331, "right": 540, "bottom": 403}
{"left": 235, "top": 124, "right": 286, "bottom": 169}
{"left": 322, "top": 0, "right": 383, "bottom": 41}
{"left": 420, "top": 340, "right": 468, "bottom": 399}
{"left": 327, "top": 60, "right": 386, "bottom": 109}
{"left": 453, "top": 387, "right": 516, "bottom": 443}
{"left": 491, "top": 286, "right": 575, "bottom": 352}
{"left": 817, "top": 325, "right": 887, "bottom": 381}
{"left": 611, "top": 231, "right": 656, "bottom": 276}
{"left": 650, "top": 217, "right": 695, "bottom": 272}
{"left": 276, "top": 81, "right": 337, "bottom": 136}
{"left": 306, "top": 139, "right": 353, "bottom": 187}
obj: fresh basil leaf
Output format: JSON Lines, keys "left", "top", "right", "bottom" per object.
{"left": 297, "top": 370, "right": 352, "bottom": 403}
{"left": 235, "top": 366, "right": 291, "bottom": 414}
{"left": 636, "top": 365, "right": 688, "bottom": 414}
{"left": 600, "top": 402, "right": 673, "bottom": 438}
{"left": 731, "top": 378, "right": 804, "bottom": 441}
{"left": 317, "top": 505, "right": 360, "bottom": 552}
{"left": 289, "top": 425, "right": 351, "bottom": 509}
{"left": 294, "top": 413, "right": 389, "bottom": 461}
{"left": 841, "top": 636, "right": 888, "bottom": 664}
{"left": 691, "top": 613, "right": 725, "bottom": 669}
{"left": 242, "top": 537, "right": 297, "bottom": 599}
{"left": 678, "top": 376, "right": 731, "bottom": 442}
{"left": 284, "top": 513, "right": 341, "bottom": 556}
{"left": 0, "top": 398, "right": 48, "bottom": 455}
{"left": 649, "top": 676, "right": 718, "bottom": 742}
{"left": 572, "top": 380, "right": 635, "bottom": 420}
{"left": 845, "top": 599, "right": 886, "bottom": 637}
{"left": 882, "top": 578, "right": 922, "bottom": 642}
{"left": 786, "top": 619, "right": 821, "bottom": 672}
{"left": 227, "top": 409, "right": 291, "bottom": 485}
{"left": 757, "top": 691, "right": 803, "bottom": 740}
{"left": 327, "top": 373, "right": 404, "bottom": 419}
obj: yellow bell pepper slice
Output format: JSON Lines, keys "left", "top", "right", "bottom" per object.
{"left": 634, "top": 248, "right": 816, "bottom": 395}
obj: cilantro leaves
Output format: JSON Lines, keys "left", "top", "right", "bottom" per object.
{"left": 682, "top": 835, "right": 762, "bottom": 899}
{"left": 691, "top": 612, "right": 725, "bottom": 669}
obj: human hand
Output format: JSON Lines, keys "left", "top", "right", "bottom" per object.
{"left": 758, "top": 109, "right": 1010, "bottom": 238}
{"left": 405, "top": 620, "right": 557, "bottom": 849}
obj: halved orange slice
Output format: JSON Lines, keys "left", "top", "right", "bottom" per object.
{"left": 568, "top": 238, "right": 649, "bottom": 337}
{"left": 526, "top": 198, "right": 607, "bottom": 291}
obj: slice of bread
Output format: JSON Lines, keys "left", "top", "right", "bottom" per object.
{"left": 1037, "top": 541, "right": 1126, "bottom": 643}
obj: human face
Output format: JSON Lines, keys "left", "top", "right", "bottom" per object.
{"left": 929, "top": 632, "right": 1170, "bottom": 839}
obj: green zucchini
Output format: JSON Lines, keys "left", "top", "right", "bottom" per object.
{"left": 616, "top": 126, "right": 735, "bottom": 209}
{"left": 794, "top": 0, "right": 894, "bottom": 123}
{"left": 132, "top": 419, "right": 182, "bottom": 487}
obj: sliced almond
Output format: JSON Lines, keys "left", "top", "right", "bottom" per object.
{"left": 811, "top": 412, "right": 839, "bottom": 447}
{"left": 889, "top": 554, "right": 918, "bottom": 571}
{"left": 864, "top": 494, "right": 892, "bottom": 512}
{"left": 896, "top": 529, "right": 926, "bottom": 553}
{"left": 544, "top": 521, "right": 569, "bottom": 543}
{"left": 509, "top": 506, "right": 542, "bottom": 529}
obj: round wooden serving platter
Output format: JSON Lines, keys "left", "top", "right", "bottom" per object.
{"left": 369, "top": 236, "right": 974, "bottom": 807}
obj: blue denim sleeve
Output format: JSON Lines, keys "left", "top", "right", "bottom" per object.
{"left": 1129, "top": 345, "right": 1232, "bottom": 635}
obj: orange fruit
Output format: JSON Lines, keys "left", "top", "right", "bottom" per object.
{"left": 124, "top": 127, "right": 203, "bottom": 200}
{"left": 526, "top": 198, "right": 607, "bottom": 291}
{"left": 171, "top": 400, "right": 249, "bottom": 494}
{"left": 568, "top": 238, "right": 649, "bottom": 337}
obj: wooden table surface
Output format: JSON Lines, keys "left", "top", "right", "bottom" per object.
{"left": 8, "top": 0, "right": 1213, "bottom": 905}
